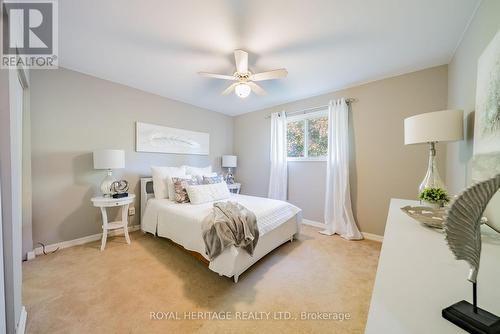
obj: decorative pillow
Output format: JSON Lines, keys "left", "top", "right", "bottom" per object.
{"left": 203, "top": 175, "right": 224, "bottom": 184}
{"left": 184, "top": 165, "right": 212, "bottom": 179}
{"left": 194, "top": 172, "right": 217, "bottom": 183}
{"left": 172, "top": 176, "right": 199, "bottom": 203}
{"left": 186, "top": 182, "right": 230, "bottom": 205}
{"left": 167, "top": 174, "right": 192, "bottom": 200}
{"left": 151, "top": 166, "right": 186, "bottom": 199}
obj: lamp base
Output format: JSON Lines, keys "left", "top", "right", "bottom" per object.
{"left": 100, "top": 170, "right": 115, "bottom": 197}
{"left": 419, "top": 142, "right": 445, "bottom": 194}
{"left": 225, "top": 167, "right": 235, "bottom": 184}
{"left": 442, "top": 300, "right": 500, "bottom": 334}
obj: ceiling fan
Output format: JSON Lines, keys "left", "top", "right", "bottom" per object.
{"left": 199, "top": 49, "right": 288, "bottom": 98}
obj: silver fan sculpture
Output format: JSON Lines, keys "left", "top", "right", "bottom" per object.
{"left": 110, "top": 180, "right": 129, "bottom": 194}
{"left": 442, "top": 173, "right": 500, "bottom": 333}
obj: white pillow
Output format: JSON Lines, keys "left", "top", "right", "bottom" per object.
{"left": 184, "top": 165, "right": 212, "bottom": 177}
{"left": 186, "top": 182, "right": 230, "bottom": 205}
{"left": 151, "top": 166, "right": 186, "bottom": 199}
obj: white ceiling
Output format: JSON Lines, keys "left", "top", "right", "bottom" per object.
{"left": 59, "top": 0, "right": 480, "bottom": 116}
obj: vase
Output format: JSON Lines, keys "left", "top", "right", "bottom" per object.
{"left": 419, "top": 142, "right": 446, "bottom": 194}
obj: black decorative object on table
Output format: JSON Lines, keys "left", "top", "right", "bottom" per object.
{"left": 112, "top": 192, "right": 128, "bottom": 199}
{"left": 443, "top": 300, "right": 500, "bottom": 334}
{"left": 442, "top": 174, "right": 500, "bottom": 334}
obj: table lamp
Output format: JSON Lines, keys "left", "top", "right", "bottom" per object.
{"left": 93, "top": 149, "right": 125, "bottom": 197}
{"left": 222, "top": 155, "right": 237, "bottom": 184}
{"left": 404, "top": 110, "right": 464, "bottom": 193}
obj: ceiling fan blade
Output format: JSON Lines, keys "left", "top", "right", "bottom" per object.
{"left": 251, "top": 68, "right": 288, "bottom": 81}
{"left": 198, "top": 72, "right": 235, "bottom": 80}
{"left": 234, "top": 49, "right": 248, "bottom": 74}
{"left": 222, "top": 83, "right": 238, "bottom": 95}
{"left": 247, "top": 82, "right": 266, "bottom": 96}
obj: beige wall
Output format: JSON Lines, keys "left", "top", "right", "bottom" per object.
{"left": 234, "top": 66, "right": 448, "bottom": 236}
{"left": 30, "top": 68, "right": 234, "bottom": 245}
{"left": 445, "top": 0, "right": 500, "bottom": 223}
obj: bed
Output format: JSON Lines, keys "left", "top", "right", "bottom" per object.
{"left": 140, "top": 177, "right": 302, "bottom": 282}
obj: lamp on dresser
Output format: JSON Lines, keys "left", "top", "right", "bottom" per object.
{"left": 404, "top": 110, "right": 464, "bottom": 194}
{"left": 93, "top": 149, "right": 125, "bottom": 197}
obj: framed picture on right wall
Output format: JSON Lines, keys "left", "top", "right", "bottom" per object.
{"left": 473, "top": 28, "right": 500, "bottom": 229}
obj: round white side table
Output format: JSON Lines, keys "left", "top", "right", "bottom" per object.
{"left": 91, "top": 194, "right": 135, "bottom": 251}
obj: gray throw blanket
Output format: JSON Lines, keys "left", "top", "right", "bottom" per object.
{"left": 202, "top": 201, "right": 259, "bottom": 260}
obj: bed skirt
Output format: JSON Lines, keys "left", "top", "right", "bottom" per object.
{"left": 146, "top": 212, "right": 301, "bottom": 283}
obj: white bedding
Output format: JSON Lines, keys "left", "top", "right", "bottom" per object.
{"left": 142, "top": 193, "right": 301, "bottom": 260}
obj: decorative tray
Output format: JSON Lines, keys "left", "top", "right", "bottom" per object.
{"left": 401, "top": 205, "right": 447, "bottom": 229}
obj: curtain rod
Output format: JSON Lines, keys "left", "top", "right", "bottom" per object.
{"left": 265, "top": 98, "right": 357, "bottom": 119}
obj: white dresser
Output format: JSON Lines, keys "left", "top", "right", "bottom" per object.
{"left": 366, "top": 199, "right": 500, "bottom": 334}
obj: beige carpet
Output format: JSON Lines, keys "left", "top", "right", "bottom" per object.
{"left": 23, "top": 225, "right": 381, "bottom": 333}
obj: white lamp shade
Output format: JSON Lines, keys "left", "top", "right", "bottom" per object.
{"left": 93, "top": 149, "right": 125, "bottom": 169}
{"left": 222, "top": 155, "right": 237, "bottom": 168}
{"left": 404, "top": 109, "right": 464, "bottom": 145}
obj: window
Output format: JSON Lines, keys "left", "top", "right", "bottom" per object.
{"left": 287, "top": 110, "right": 328, "bottom": 161}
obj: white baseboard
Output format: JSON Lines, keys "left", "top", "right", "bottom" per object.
{"left": 361, "top": 232, "right": 384, "bottom": 242}
{"left": 31, "top": 225, "right": 141, "bottom": 257}
{"left": 301, "top": 219, "right": 383, "bottom": 242}
{"left": 302, "top": 219, "right": 326, "bottom": 229}
{"left": 16, "top": 306, "right": 27, "bottom": 334}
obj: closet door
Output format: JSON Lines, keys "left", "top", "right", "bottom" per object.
{"left": 9, "top": 72, "right": 24, "bottom": 333}
{"left": 0, "top": 177, "right": 6, "bottom": 334}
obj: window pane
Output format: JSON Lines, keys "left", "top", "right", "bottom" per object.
{"left": 287, "top": 120, "right": 305, "bottom": 157}
{"left": 307, "top": 117, "right": 328, "bottom": 157}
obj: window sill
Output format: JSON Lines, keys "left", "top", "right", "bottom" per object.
{"left": 287, "top": 158, "right": 327, "bottom": 162}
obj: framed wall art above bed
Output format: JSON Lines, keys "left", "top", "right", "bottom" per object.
{"left": 136, "top": 122, "right": 210, "bottom": 155}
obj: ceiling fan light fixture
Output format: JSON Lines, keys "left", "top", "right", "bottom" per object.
{"left": 235, "top": 83, "right": 251, "bottom": 98}
{"left": 199, "top": 50, "right": 287, "bottom": 97}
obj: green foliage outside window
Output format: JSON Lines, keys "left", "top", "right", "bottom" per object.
{"left": 287, "top": 120, "right": 305, "bottom": 157}
{"left": 287, "top": 116, "right": 328, "bottom": 158}
{"left": 307, "top": 117, "right": 328, "bottom": 157}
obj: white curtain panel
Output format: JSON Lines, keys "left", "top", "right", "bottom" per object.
{"left": 268, "top": 111, "right": 288, "bottom": 200}
{"left": 321, "top": 99, "right": 363, "bottom": 240}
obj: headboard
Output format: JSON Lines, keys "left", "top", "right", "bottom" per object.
{"left": 140, "top": 177, "right": 154, "bottom": 223}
